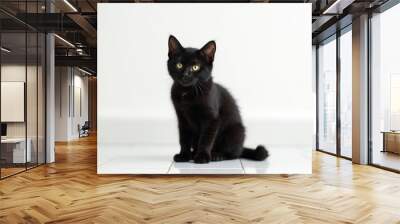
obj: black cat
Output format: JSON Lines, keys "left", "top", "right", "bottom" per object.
{"left": 167, "top": 35, "right": 269, "bottom": 164}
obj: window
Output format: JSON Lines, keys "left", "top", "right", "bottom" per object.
{"left": 339, "top": 28, "right": 352, "bottom": 158}
{"left": 318, "top": 36, "right": 337, "bottom": 154}
{"left": 370, "top": 3, "right": 400, "bottom": 171}
{"left": 317, "top": 26, "right": 353, "bottom": 159}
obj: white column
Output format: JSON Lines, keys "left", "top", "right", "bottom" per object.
{"left": 45, "top": 0, "right": 56, "bottom": 163}
{"left": 352, "top": 14, "right": 369, "bottom": 164}
{"left": 46, "top": 32, "right": 55, "bottom": 163}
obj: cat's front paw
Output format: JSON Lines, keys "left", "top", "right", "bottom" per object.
{"left": 193, "top": 152, "right": 211, "bottom": 164}
{"left": 173, "top": 152, "right": 191, "bottom": 162}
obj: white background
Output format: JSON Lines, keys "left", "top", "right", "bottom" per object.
{"left": 98, "top": 4, "right": 313, "bottom": 174}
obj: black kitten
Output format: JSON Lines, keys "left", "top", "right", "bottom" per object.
{"left": 167, "top": 35, "right": 269, "bottom": 164}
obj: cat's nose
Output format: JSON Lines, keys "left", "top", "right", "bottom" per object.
{"left": 182, "top": 76, "right": 191, "bottom": 82}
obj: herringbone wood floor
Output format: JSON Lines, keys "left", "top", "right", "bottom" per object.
{"left": 1, "top": 135, "right": 400, "bottom": 224}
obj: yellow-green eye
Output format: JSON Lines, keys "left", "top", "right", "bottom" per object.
{"left": 176, "top": 63, "right": 183, "bottom": 69}
{"left": 192, "top": 65, "right": 200, "bottom": 71}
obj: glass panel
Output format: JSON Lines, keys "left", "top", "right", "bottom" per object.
{"left": 26, "top": 0, "right": 39, "bottom": 169}
{"left": 318, "top": 37, "right": 337, "bottom": 154}
{"left": 340, "top": 29, "right": 352, "bottom": 158}
{"left": 27, "top": 31, "right": 38, "bottom": 169}
{"left": 1, "top": 31, "right": 27, "bottom": 177}
{"left": 371, "top": 4, "right": 400, "bottom": 171}
{"left": 38, "top": 32, "right": 45, "bottom": 165}
{"left": 0, "top": 1, "right": 46, "bottom": 178}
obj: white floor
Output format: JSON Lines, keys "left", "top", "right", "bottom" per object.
{"left": 98, "top": 145, "right": 312, "bottom": 174}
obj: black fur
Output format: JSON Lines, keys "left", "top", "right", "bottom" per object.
{"left": 167, "top": 35, "right": 269, "bottom": 164}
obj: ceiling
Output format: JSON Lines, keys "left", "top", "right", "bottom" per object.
{"left": 0, "top": 0, "right": 393, "bottom": 75}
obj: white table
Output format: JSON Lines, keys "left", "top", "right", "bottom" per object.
{"left": 1, "top": 138, "right": 31, "bottom": 163}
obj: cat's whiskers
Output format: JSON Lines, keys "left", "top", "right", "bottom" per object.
{"left": 193, "top": 83, "right": 201, "bottom": 96}
{"left": 193, "top": 85, "right": 199, "bottom": 97}
{"left": 198, "top": 81, "right": 208, "bottom": 95}
{"left": 197, "top": 83, "right": 204, "bottom": 96}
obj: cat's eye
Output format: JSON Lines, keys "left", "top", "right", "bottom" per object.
{"left": 176, "top": 63, "right": 183, "bottom": 69}
{"left": 192, "top": 65, "right": 200, "bottom": 71}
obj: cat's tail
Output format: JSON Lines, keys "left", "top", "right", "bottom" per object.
{"left": 241, "top": 145, "right": 269, "bottom": 161}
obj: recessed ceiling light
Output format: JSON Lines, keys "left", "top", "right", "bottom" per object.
{"left": 63, "top": 0, "right": 78, "bottom": 12}
{"left": 1, "top": 47, "right": 11, "bottom": 53}
{"left": 54, "top": 34, "right": 75, "bottom": 48}
{"left": 323, "top": 0, "right": 354, "bottom": 15}
{"left": 78, "top": 67, "right": 93, "bottom": 76}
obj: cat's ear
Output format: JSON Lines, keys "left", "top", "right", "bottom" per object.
{"left": 168, "top": 35, "right": 183, "bottom": 57}
{"left": 200, "top": 40, "right": 216, "bottom": 63}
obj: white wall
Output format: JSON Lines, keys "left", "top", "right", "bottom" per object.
{"left": 98, "top": 3, "right": 313, "bottom": 167}
{"left": 1, "top": 65, "right": 41, "bottom": 138}
{"left": 1, "top": 66, "right": 26, "bottom": 129}
{"left": 55, "top": 67, "right": 89, "bottom": 141}
{"left": 1, "top": 82, "right": 25, "bottom": 122}
{"left": 55, "top": 66, "right": 70, "bottom": 141}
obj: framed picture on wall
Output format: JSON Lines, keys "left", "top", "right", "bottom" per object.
{"left": 97, "top": 3, "right": 313, "bottom": 174}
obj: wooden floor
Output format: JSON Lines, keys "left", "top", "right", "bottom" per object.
{"left": 1, "top": 167, "right": 26, "bottom": 178}
{"left": 373, "top": 150, "right": 400, "bottom": 171}
{"left": 1, "top": 135, "right": 400, "bottom": 224}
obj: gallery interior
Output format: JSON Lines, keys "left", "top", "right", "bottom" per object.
{"left": 1, "top": 0, "right": 400, "bottom": 223}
